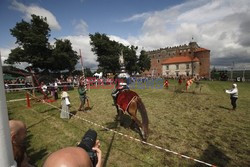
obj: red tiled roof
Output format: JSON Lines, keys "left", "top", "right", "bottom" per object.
{"left": 195, "top": 48, "right": 210, "bottom": 52}
{"left": 162, "top": 56, "right": 199, "bottom": 65}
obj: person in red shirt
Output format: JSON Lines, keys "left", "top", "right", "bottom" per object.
{"left": 164, "top": 79, "right": 169, "bottom": 89}
{"left": 178, "top": 77, "right": 182, "bottom": 85}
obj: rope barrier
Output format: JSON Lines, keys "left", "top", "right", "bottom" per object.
{"left": 27, "top": 92, "right": 216, "bottom": 167}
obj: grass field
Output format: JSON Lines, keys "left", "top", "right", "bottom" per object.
{"left": 6, "top": 80, "right": 250, "bottom": 167}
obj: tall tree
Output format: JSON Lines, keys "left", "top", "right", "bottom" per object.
{"left": 6, "top": 15, "right": 52, "bottom": 70}
{"left": 84, "top": 68, "right": 93, "bottom": 77}
{"left": 89, "top": 33, "right": 121, "bottom": 74}
{"left": 123, "top": 45, "right": 139, "bottom": 75}
{"left": 5, "top": 14, "right": 79, "bottom": 73}
{"left": 50, "top": 39, "right": 79, "bottom": 73}
{"left": 138, "top": 50, "right": 151, "bottom": 73}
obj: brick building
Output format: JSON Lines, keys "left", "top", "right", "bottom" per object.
{"left": 143, "top": 42, "right": 210, "bottom": 78}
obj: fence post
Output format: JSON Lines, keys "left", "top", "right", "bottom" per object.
{"left": 26, "top": 92, "right": 31, "bottom": 108}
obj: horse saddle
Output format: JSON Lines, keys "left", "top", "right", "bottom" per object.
{"left": 116, "top": 90, "right": 138, "bottom": 113}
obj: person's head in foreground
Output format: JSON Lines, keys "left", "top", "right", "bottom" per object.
{"left": 43, "top": 129, "right": 102, "bottom": 167}
{"left": 9, "top": 120, "right": 31, "bottom": 167}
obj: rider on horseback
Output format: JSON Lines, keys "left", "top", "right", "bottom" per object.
{"left": 111, "top": 79, "right": 129, "bottom": 105}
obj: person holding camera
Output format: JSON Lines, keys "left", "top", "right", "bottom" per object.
{"left": 43, "top": 129, "right": 102, "bottom": 167}
{"left": 225, "top": 83, "right": 238, "bottom": 111}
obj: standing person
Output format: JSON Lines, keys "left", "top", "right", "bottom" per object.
{"left": 54, "top": 80, "right": 58, "bottom": 100}
{"left": 178, "top": 77, "right": 182, "bottom": 85}
{"left": 41, "top": 82, "right": 48, "bottom": 99}
{"left": 61, "top": 91, "right": 70, "bottom": 119}
{"left": 78, "top": 78, "right": 87, "bottom": 111}
{"left": 163, "top": 79, "right": 169, "bottom": 89}
{"left": 225, "top": 83, "right": 238, "bottom": 111}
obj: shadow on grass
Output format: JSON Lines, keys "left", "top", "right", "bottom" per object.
{"left": 40, "top": 107, "right": 58, "bottom": 114}
{"left": 194, "top": 144, "right": 231, "bottom": 167}
{"left": 27, "top": 112, "right": 58, "bottom": 130}
{"left": 26, "top": 133, "right": 48, "bottom": 166}
{"left": 103, "top": 121, "right": 119, "bottom": 167}
{"left": 218, "top": 105, "right": 231, "bottom": 111}
{"left": 103, "top": 120, "right": 153, "bottom": 167}
{"left": 105, "top": 114, "right": 144, "bottom": 140}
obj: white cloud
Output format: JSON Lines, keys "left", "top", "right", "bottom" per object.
{"left": 10, "top": 0, "right": 61, "bottom": 30}
{"left": 0, "top": 48, "right": 12, "bottom": 64}
{"left": 108, "top": 35, "right": 130, "bottom": 46}
{"left": 73, "top": 19, "right": 88, "bottom": 35}
{"left": 122, "top": 12, "right": 151, "bottom": 22}
{"left": 58, "top": 34, "right": 133, "bottom": 70}
{"left": 58, "top": 35, "right": 98, "bottom": 69}
{"left": 124, "top": 0, "right": 250, "bottom": 67}
{"left": 0, "top": 46, "right": 30, "bottom": 69}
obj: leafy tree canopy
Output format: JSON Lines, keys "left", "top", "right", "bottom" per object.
{"left": 138, "top": 50, "right": 151, "bottom": 73}
{"left": 51, "top": 39, "right": 79, "bottom": 73}
{"left": 89, "top": 33, "right": 150, "bottom": 75}
{"left": 89, "top": 33, "right": 121, "bottom": 74}
{"left": 5, "top": 14, "right": 79, "bottom": 73}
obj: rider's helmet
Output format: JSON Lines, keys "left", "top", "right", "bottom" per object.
{"left": 117, "top": 81, "right": 127, "bottom": 89}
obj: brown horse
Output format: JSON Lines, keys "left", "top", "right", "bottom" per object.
{"left": 115, "top": 90, "right": 149, "bottom": 140}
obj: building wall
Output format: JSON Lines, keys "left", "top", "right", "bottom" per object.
{"left": 144, "top": 42, "right": 210, "bottom": 78}
{"left": 162, "top": 62, "right": 199, "bottom": 77}
{"left": 194, "top": 50, "right": 210, "bottom": 77}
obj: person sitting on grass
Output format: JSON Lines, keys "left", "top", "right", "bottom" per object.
{"left": 9, "top": 120, "right": 33, "bottom": 167}
{"left": 78, "top": 77, "right": 87, "bottom": 111}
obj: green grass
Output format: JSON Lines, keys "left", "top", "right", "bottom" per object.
{"left": 6, "top": 81, "right": 250, "bottom": 167}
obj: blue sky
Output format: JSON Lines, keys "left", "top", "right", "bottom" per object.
{"left": 1, "top": 0, "right": 250, "bottom": 69}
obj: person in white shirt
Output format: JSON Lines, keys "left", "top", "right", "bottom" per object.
{"left": 41, "top": 82, "right": 48, "bottom": 99}
{"left": 225, "top": 83, "right": 238, "bottom": 111}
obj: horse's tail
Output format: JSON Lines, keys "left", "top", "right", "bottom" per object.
{"left": 137, "top": 97, "right": 149, "bottom": 137}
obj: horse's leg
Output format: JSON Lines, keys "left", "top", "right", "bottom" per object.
{"left": 115, "top": 105, "right": 122, "bottom": 121}
{"left": 128, "top": 101, "right": 144, "bottom": 133}
{"left": 129, "top": 99, "right": 148, "bottom": 140}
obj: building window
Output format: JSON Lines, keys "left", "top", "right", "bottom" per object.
{"left": 176, "top": 64, "right": 179, "bottom": 70}
{"left": 166, "top": 65, "right": 169, "bottom": 70}
{"left": 176, "top": 72, "right": 179, "bottom": 77}
{"left": 166, "top": 72, "right": 169, "bottom": 76}
{"left": 186, "top": 72, "right": 189, "bottom": 76}
{"left": 157, "top": 59, "right": 160, "bottom": 63}
{"left": 158, "top": 55, "right": 161, "bottom": 57}
{"left": 186, "top": 64, "right": 190, "bottom": 69}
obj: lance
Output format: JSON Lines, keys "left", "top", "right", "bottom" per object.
{"left": 79, "top": 49, "right": 88, "bottom": 91}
